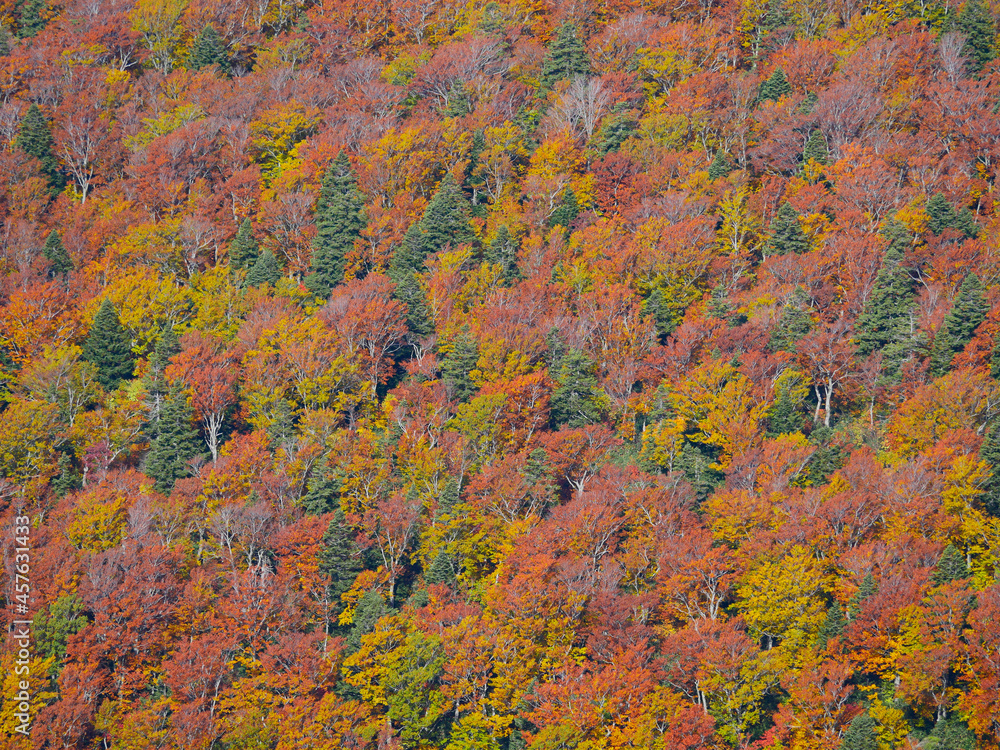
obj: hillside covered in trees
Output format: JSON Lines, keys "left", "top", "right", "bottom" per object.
{"left": 3, "top": 0, "right": 1000, "bottom": 747}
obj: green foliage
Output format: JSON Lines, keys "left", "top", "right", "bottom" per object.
{"left": 319, "top": 509, "right": 364, "bottom": 610}
{"left": 926, "top": 716, "right": 976, "bottom": 750}
{"left": 802, "top": 128, "right": 828, "bottom": 165}
{"left": 708, "top": 150, "right": 731, "bottom": 181}
{"left": 594, "top": 110, "right": 637, "bottom": 154}
{"left": 246, "top": 249, "right": 282, "bottom": 287}
{"left": 347, "top": 590, "right": 388, "bottom": 651}
{"left": 484, "top": 225, "right": 521, "bottom": 284}
{"left": 441, "top": 329, "right": 480, "bottom": 402}
{"left": 550, "top": 349, "right": 602, "bottom": 428}
{"left": 769, "top": 288, "right": 814, "bottom": 352}
{"left": 305, "top": 151, "right": 367, "bottom": 297}
{"left": 51, "top": 452, "right": 81, "bottom": 497}
{"left": 145, "top": 380, "right": 201, "bottom": 493}
{"left": 815, "top": 601, "right": 846, "bottom": 651}
{"left": 927, "top": 193, "right": 957, "bottom": 235}
{"left": 848, "top": 572, "right": 878, "bottom": 620}
{"left": 932, "top": 543, "right": 969, "bottom": 585}
{"left": 840, "top": 713, "right": 878, "bottom": 750}
{"left": 33, "top": 595, "right": 87, "bottom": 675}
{"left": 765, "top": 201, "right": 810, "bottom": 255}
{"left": 82, "top": 299, "right": 135, "bottom": 391}
{"left": 930, "top": 274, "right": 988, "bottom": 376}
{"left": 643, "top": 286, "right": 677, "bottom": 342}
{"left": 17, "top": 0, "right": 47, "bottom": 38}
{"left": 302, "top": 471, "right": 340, "bottom": 515}
{"left": 980, "top": 421, "right": 1000, "bottom": 516}
{"left": 187, "top": 24, "right": 230, "bottom": 74}
{"left": 767, "top": 370, "right": 808, "bottom": 435}
{"left": 425, "top": 550, "right": 457, "bottom": 586}
{"left": 548, "top": 186, "right": 579, "bottom": 231}
{"left": 957, "top": 0, "right": 996, "bottom": 73}
{"left": 540, "top": 23, "right": 589, "bottom": 90}
{"left": 854, "top": 236, "right": 917, "bottom": 374}
{"left": 229, "top": 219, "right": 259, "bottom": 271}
{"left": 759, "top": 67, "right": 792, "bottom": 103}
{"left": 43, "top": 230, "right": 72, "bottom": 278}
{"left": 16, "top": 103, "right": 64, "bottom": 196}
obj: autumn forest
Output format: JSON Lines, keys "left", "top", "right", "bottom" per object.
{"left": 1, "top": 0, "right": 1000, "bottom": 747}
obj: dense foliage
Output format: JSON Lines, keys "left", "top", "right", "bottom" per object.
{"left": 2, "top": 0, "right": 1000, "bottom": 748}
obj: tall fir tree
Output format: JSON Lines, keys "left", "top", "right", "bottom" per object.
{"left": 319, "top": 509, "right": 364, "bottom": 613}
{"left": 145, "top": 380, "right": 201, "bottom": 494}
{"left": 854, "top": 230, "right": 918, "bottom": 373}
{"left": 848, "top": 572, "right": 878, "bottom": 620}
{"left": 305, "top": 151, "right": 367, "bottom": 298}
{"left": 551, "top": 349, "right": 603, "bottom": 428}
{"left": 16, "top": 103, "right": 63, "bottom": 196}
{"left": 932, "top": 543, "right": 969, "bottom": 585}
{"left": 957, "top": 0, "right": 996, "bottom": 73}
{"left": 42, "top": 230, "right": 72, "bottom": 278}
{"left": 187, "top": 24, "right": 230, "bottom": 73}
{"left": 246, "top": 249, "right": 282, "bottom": 287}
{"left": 145, "top": 324, "right": 180, "bottom": 433}
{"left": 484, "top": 225, "right": 520, "bottom": 284}
{"left": 802, "top": 129, "right": 828, "bottom": 165}
{"left": 929, "top": 274, "right": 988, "bottom": 376}
{"left": 17, "top": 0, "right": 47, "bottom": 38}
{"left": 548, "top": 187, "right": 579, "bottom": 231}
{"left": 759, "top": 67, "right": 792, "bottom": 103}
{"left": 765, "top": 201, "right": 811, "bottom": 255}
{"left": 840, "top": 713, "right": 879, "bottom": 750}
{"left": 708, "top": 150, "right": 731, "bottom": 180}
{"left": 229, "top": 219, "right": 259, "bottom": 271}
{"left": 643, "top": 286, "right": 677, "bottom": 343}
{"left": 540, "top": 23, "right": 589, "bottom": 90}
{"left": 441, "top": 329, "right": 480, "bottom": 401}
{"left": 926, "top": 192, "right": 957, "bottom": 235}
{"left": 815, "top": 601, "right": 846, "bottom": 651}
{"left": 769, "top": 288, "right": 814, "bottom": 351}
{"left": 82, "top": 299, "right": 135, "bottom": 391}
{"left": 980, "top": 421, "right": 1000, "bottom": 516}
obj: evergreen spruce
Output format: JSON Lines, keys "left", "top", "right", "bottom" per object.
{"left": 643, "top": 286, "right": 677, "bottom": 343}
{"left": 854, "top": 235, "right": 917, "bottom": 373}
{"left": 415, "top": 172, "right": 475, "bottom": 257}
{"left": 145, "top": 380, "right": 201, "bottom": 494}
{"left": 187, "top": 24, "right": 230, "bottom": 74}
{"left": 954, "top": 207, "right": 980, "bottom": 238}
{"left": 759, "top": 68, "right": 792, "bottom": 103}
{"left": 928, "top": 716, "right": 977, "bottom": 750}
{"left": 815, "top": 601, "right": 846, "bottom": 651}
{"left": 767, "top": 370, "right": 808, "bottom": 435}
{"left": 484, "top": 226, "right": 520, "bottom": 284}
{"left": 594, "top": 110, "right": 637, "bottom": 154}
{"left": 848, "top": 572, "right": 878, "bottom": 620}
{"left": 980, "top": 421, "right": 1000, "bottom": 516}
{"left": 319, "top": 509, "right": 364, "bottom": 610}
{"left": 42, "top": 230, "right": 72, "bottom": 278}
{"left": 798, "top": 426, "right": 847, "bottom": 487}
{"left": 957, "top": 0, "right": 996, "bottom": 73}
{"left": 347, "top": 590, "right": 387, "bottom": 651}
{"left": 302, "top": 471, "right": 340, "bottom": 516}
{"left": 932, "top": 543, "right": 969, "bottom": 585}
{"left": 246, "top": 249, "right": 282, "bottom": 287}
{"left": 441, "top": 329, "right": 480, "bottom": 401}
{"left": 82, "top": 299, "right": 135, "bottom": 391}
{"left": 392, "top": 269, "right": 434, "bottom": 337}
{"left": 802, "top": 128, "right": 828, "bottom": 165}
{"left": 305, "top": 151, "right": 367, "bottom": 298}
{"left": 18, "top": 0, "right": 47, "bottom": 38}
{"left": 540, "top": 23, "right": 589, "bottom": 90}
{"left": 765, "top": 202, "right": 811, "bottom": 256}
{"left": 51, "top": 452, "right": 81, "bottom": 497}
{"left": 927, "top": 193, "right": 957, "bottom": 235}
{"left": 708, "top": 150, "right": 731, "bottom": 181}
{"left": 0, "top": 23, "right": 11, "bottom": 55}
{"left": 840, "top": 713, "right": 879, "bottom": 750}
{"left": 33, "top": 595, "right": 86, "bottom": 675}
{"left": 930, "top": 274, "right": 988, "bottom": 376}
{"left": 16, "top": 103, "right": 63, "bottom": 196}
{"left": 551, "top": 349, "right": 603, "bottom": 428}
{"left": 425, "top": 550, "right": 457, "bottom": 586}
{"left": 146, "top": 325, "right": 179, "bottom": 432}
{"left": 229, "top": 219, "right": 259, "bottom": 271}
{"left": 798, "top": 91, "right": 819, "bottom": 114}
{"left": 769, "top": 288, "right": 814, "bottom": 351}
{"left": 548, "top": 186, "right": 579, "bottom": 231}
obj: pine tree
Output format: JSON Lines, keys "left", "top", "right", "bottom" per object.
{"left": 229, "top": 219, "right": 259, "bottom": 271}
{"left": 708, "top": 150, "right": 731, "bottom": 180}
{"left": 759, "top": 67, "right": 792, "bottom": 103}
{"left": 425, "top": 550, "right": 457, "bottom": 586}
{"left": 643, "top": 286, "right": 677, "bottom": 342}
{"left": 246, "top": 249, "right": 282, "bottom": 287}
{"left": 769, "top": 288, "right": 814, "bottom": 351}
{"left": 0, "top": 24, "right": 11, "bottom": 55}
{"left": 927, "top": 192, "right": 957, "bottom": 235}
{"left": 17, "top": 0, "right": 47, "bottom": 38}
{"left": 414, "top": 172, "right": 475, "bottom": 258}
{"left": 980, "top": 422, "right": 1000, "bottom": 516}
{"left": 767, "top": 369, "right": 808, "bottom": 435}
{"left": 954, "top": 207, "right": 980, "bottom": 238}
{"left": 548, "top": 186, "right": 579, "bottom": 231}
{"left": 957, "top": 0, "right": 996, "bottom": 73}
{"left": 802, "top": 128, "right": 828, "bottom": 165}
{"left": 42, "top": 230, "right": 72, "bottom": 278}
{"left": 765, "top": 202, "right": 811, "bottom": 255}
{"left": 840, "top": 713, "right": 879, "bottom": 750}
{"left": 854, "top": 235, "right": 917, "bottom": 371}
{"left": 540, "top": 23, "right": 589, "bottom": 90}
{"left": 187, "top": 24, "right": 230, "bottom": 74}
{"left": 551, "top": 349, "right": 603, "bottom": 428}
{"left": 305, "top": 151, "right": 367, "bottom": 298}
{"left": 816, "top": 601, "right": 846, "bottom": 651}
{"left": 930, "top": 274, "right": 988, "bottom": 376}
{"left": 391, "top": 269, "right": 434, "bottom": 338}
{"left": 145, "top": 380, "right": 201, "bottom": 493}
{"left": 347, "top": 590, "right": 387, "bottom": 651}
{"left": 302, "top": 471, "right": 340, "bottom": 516}
{"left": 82, "top": 299, "right": 135, "bottom": 391}
{"left": 319, "top": 509, "right": 363, "bottom": 610}
{"left": 16, "top": 103, "right": 63, "bottom": 196}
{"left": 848, "top": 572, "right": 878, "bottom": 620}
{"left": 932, "top": 543, "right": 969, "bottom": 585}
{"left": 484, "top": 226, "right": 520, "bottom": 284}
{"left": 441, "top": 329, "right": 480, "bottom": 401}
{"left": 51, "top": 453, "right": 81, "bottom": 497}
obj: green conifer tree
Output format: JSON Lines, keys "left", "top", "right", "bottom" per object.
{"left": 187, "top": 24, "right": 230, "bottom": 74}
{"left": 0, "top": 23, "right": 11, "bottom": 55}
{"left": 708, "top": 150, "right": 731, "bottom": 181}
{"left": 145, "top": 380, "right": 201, "bottom": 493}
{"left": 414, "top": 172, "right": 475, "bottom": 257}
{"left": 932, "top": 543, "right": 969, "bottom": 585}
{"left": 305, "top": 151, "right": 367, "bottom": 298}
{"left": 930, "top": 274, "right": 988, "bottom": 376}
{"left": 16, "top": 103, "right": 63, "bottom": 196}
{"left": 347, "top": 590, "right": 387, "bottom": 651}
{"left": 854, "top": 237, "right": 917, "bottom": 372}
{"left": 33, "top": 595, "right": 86, "bottom": 675}
{"left": 643, "top": 286, "right": 677, "bottom": 343}
{"left": 815, "top": 601, "right": 846, "bottom": 651}
{"left": 848, "top": 572, "right": 878, "bottom": 620}
{"left": 765, "top": 202, "right": 811, "bottom": 255}
{"left": 954, "top": 207, "right": 980, "bottom": 238}
{"left": 484, "top": 225, "right": 520, "bottom": 284}
{"left": 425, "top": 550, "right": 457, "bottom": 586}
{"left": 246, "top": 248, "right": 282, "bottom": 287}
{"left": 302, "top": 471, "right": 341, "bottom": 516}
{"left": 957, "top": 0, "right": 996, "bottom": 73}
{"left": 42, "top": 230, "right": 72, "bottom": 278}
{"left": 17, "top": 0, "right": 47, "bottom": 38}
{"left": 927, "top": 193, "right": 957, "bottom": 235}
{"left": 769, "top": 288, "right": 814, "bottom": 351}
{"left": 391, "top": 269, "right": 434, "bottom": 338}
{"left": 319, "top": 509, "right": 363, "bottom": 611}
{"left": 441, "top": 329, "right": 480, "bottom": 402}
{"left": 767, "top": 370, "right": 808, "bottom": 435}
{"left": 82, "top": 299, "right": 135, "bottom": 391}
{"left": 802, "top": 128, "right": 828, "bottom": 165}
{"left": 759, "top": 67, "right": 792, "bottom": 103}
{"left": 928, "top": 716, "right": 977, "bottom": 750}
{"left": 980, "top": 421, "right": 1000, "bottom": 516}
{"left": 145, "top": 325, "right": 179, "bottom": 432}
{"left": 540, "top": 23, "right": 589, "bottom": 90}
{"left": 51, "top": 452, "right": 81, "bottom": 497}
{"left": 548, "top": 186, "right": 579, "bottom": 231}
{"left": 551, "top": 349, "right": 603, "bottom": 428}
{"left": 229, "top": 218, "right": 259, "bottom": 271}
{"left": 840, "top": 713, "right": 879, "bottom": 750}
